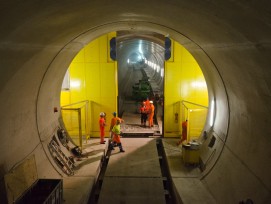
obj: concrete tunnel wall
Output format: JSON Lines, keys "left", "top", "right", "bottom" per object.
{"left": 0, "top": 1, "right": 271, "bottom": 203}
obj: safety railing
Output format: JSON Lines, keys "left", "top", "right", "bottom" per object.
{"left": 174, "top": 100, "right": 208, "bottom": 141}
{"left": 61, "top": 100, "right": 90, "bottom": 148}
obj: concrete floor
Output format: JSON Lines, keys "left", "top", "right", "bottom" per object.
{"left": 98, "top": 138, "right": 165, "bottom": 204}
{"left": 62, "top": 139, "right": 105, "bottom": 203}
{"left": 7, "top": 108, "right": 215, "bottom": 204}
{"left": 66, "top": 103, "right": 215, "bottom": 204}
{"left": 23, "top": 98, "right": 213, "bottom": 204}
{"left": 57, "top": 99, "right": 217, "bottom": 204}
{"left": 63, "top": 137, "right": 216, "bottom": 204}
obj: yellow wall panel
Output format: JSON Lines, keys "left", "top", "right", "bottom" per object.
{"left": 60, "top": 90, "right": 71, "bottom": 106}
{"left": 85, "top": 63, "right": 101, "bottom": 99}
{"left": 164, "top": 39, "right": 208, "bottom": 138}
{"left": 61, "top": 33, "right": 117, "bottom": 138}
{"left": 181, "top": 45, "right": 196, "bottom": 64}
{"left": 99, "top": 35, "right": 108, "bottom": 63}
{"left": 72, "top": 48, "right": 85, "bottom": 63}
{"left": 69, "top": 63, "right": 86, "bottom": 103}
{"left": 100, "top": 63, "right": 117, "bottom": 98}
{"left": 173, "top": 41, "right": 182, "bottom": 62}
{"left": 85, "top": 38, "right": 100, "bottom": 63}
{"left": 61, "top": 34, "right": 206, "bottom": 140}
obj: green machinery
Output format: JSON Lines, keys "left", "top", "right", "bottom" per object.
{"left": 132, "top": 79, "right": 151, "bottom": 101}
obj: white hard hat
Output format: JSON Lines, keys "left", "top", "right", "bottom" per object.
{"left": 150, "top": 101, "right": 153, "bottom": 103}
{"left": 100, "top": 112, "right": 105, "bottom": 117}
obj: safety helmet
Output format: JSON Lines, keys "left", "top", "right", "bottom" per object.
{"left": 150, "top": 101, "right": 153, "bottom": 104}
{"left": 100, "top": 112, "right": 105, "bottom": 117}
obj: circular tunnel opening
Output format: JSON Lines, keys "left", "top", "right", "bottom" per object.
{"left": 37, "top": 21, "right": 229, "bottom": 182}
{"left": 59, "top": 29, "right": 210, "bottom": 149}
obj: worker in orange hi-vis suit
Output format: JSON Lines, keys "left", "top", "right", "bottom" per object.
{"left": 109, "top": 112, "right": 124, "bottom": 139}
{"left": 99, "top": 112, "right": 106, "bottom": 144}
{"left": 145, "top": 98, "right": 150, "bottom": 111}
{"left": 177, "top": 120, "right": 188, "bottom": 146}
{"left": 148, "top": 101, "right": 155, "bottom": 127}
{"left": 110, "top": 119, "right": 125, "bottom": 152}
{"left": 140, "top": 101, "right": 148, "bottom": 127}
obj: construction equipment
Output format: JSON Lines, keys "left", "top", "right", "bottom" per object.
{"left": 48, "top": 140, "right": 75, "bottom": 176}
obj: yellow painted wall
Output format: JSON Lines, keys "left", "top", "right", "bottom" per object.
{"left": 60, "top": 33, "right": 117, "bottom": 139}
{"left": 164, "top": 40, "right": 208, "bottom": 139}
{"left": 61, "top": 34, "right": 207, "bottom": 141}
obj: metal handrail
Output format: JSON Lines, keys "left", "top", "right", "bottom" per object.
{"left": 181, "top": 100, "right": 208, "bottom": 109}
{"left": 61, "top": 100, "right": 90, "bottom": 148}
{"left": 61, "top": 100, "right": 89, "bottom": 108}
{"left": 173, "top": 100, "right": 208, "bottom": 142}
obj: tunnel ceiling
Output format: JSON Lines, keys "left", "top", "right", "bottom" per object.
{"left": 116, "top": 31, "right": 165, "bottom": 69}
{"left": 117, "top": 31, "right": 165, "bottom": 46}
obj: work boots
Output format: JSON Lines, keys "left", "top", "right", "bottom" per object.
{"left": 109, "top": 141, "right": 115, "bottom": 150}
{"left": 117, "top": 143, "right": 125, "bottom": 152}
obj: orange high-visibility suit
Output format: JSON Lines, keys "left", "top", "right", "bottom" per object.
{"left": 145, "top": 99, "right": 150, "bottom": 111}
{"left": 109, "top": 112, "right": 124, "bottom": 138}
{"left": 140, "top": 102, "right": 148, "bottom": 126}
{"left": 110, "top": 120, "right": 125, "bottom": 152}
{"left": 177, "top": 120, "right": 188, "bottom": 145}
{"left": 99, "top": 116, "right": 106, "bottom": 144}
{"left": 148, "top": 102, "right": 155, "bottom": 127}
